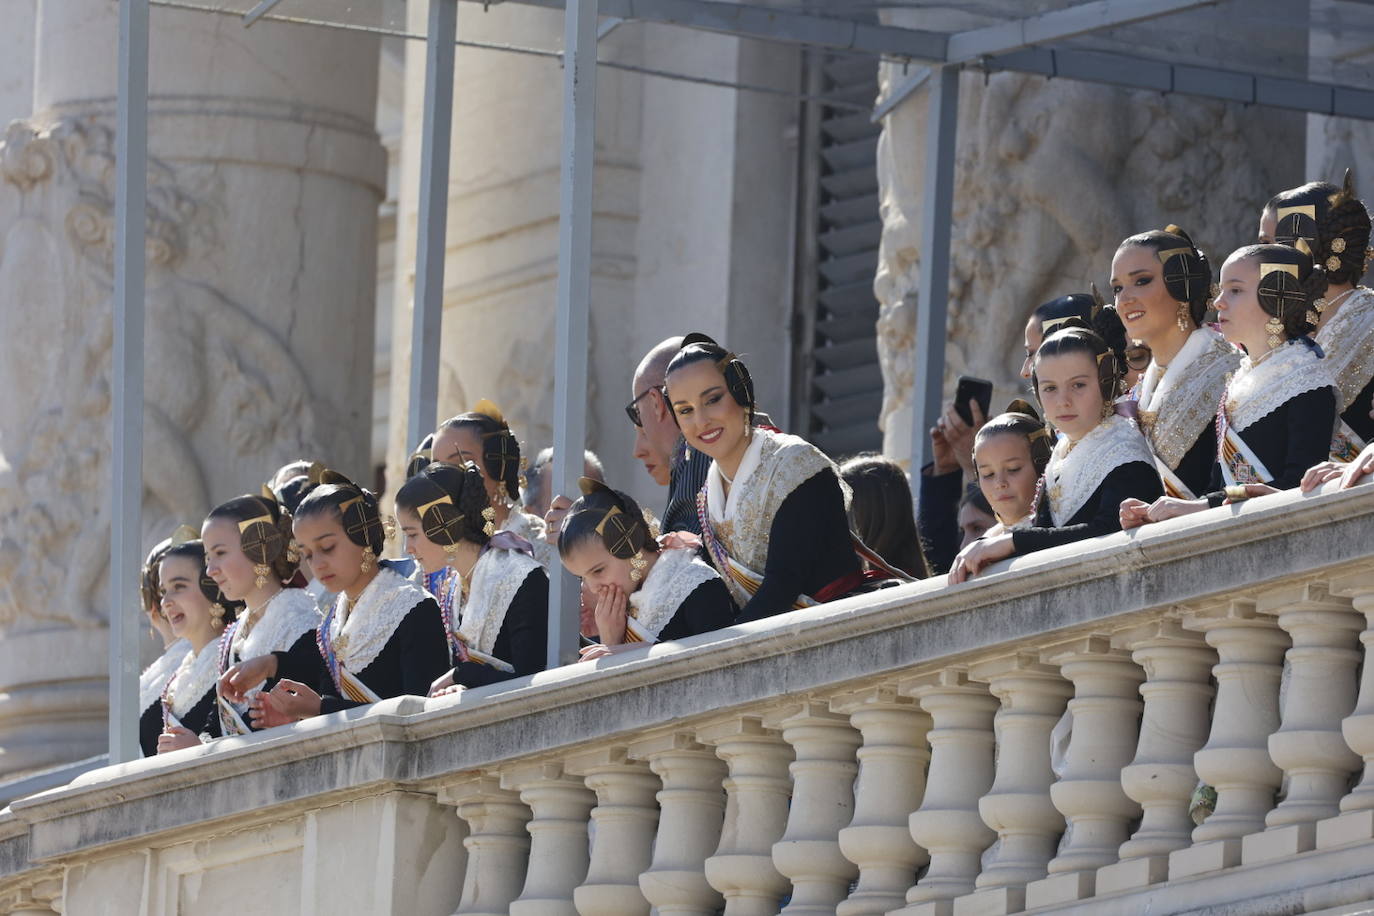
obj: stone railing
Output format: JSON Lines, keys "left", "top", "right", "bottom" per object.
{"left": 3, "top": 480, "right": 1374, "bottom": 915}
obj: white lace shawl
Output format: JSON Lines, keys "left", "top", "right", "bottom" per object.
{"left": 456, "top": 547, "right": 543, "bottom": 656}
{"left": 230, "top": 588, "right": 321, "bottom": 664}
{"left": 1136, "top": 327, "right": 1239, "bottom": 469}
{"left": 165, "top": 640, "right": 221, "bottom": 719}
{"left": 328, "top": 567, "right": 431, "bottom": 674}
{"left": 140, "top": 639, "right": 189, "bottom": 713}
{"left": 502, "top": 509, "right": 557, "bottom": 572}
{"left": 1226, "top": 341, "right": 1338, "bottom": 432}
{"left": 1045, "top": 414, "right": 1157, "bottom": 526}
{"left": 629, "top": 546, "right": 722, "bottom": 641}
{"left": 1315, "top": 287, "right": 1374, "bottom": 412}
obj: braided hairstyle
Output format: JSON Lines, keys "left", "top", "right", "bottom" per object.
{"left": 1266, "top": 171, "right": 1371, "bottom": 288}
{"left": 206, "top": 489, "right": 299, "bottom": 586}
{"left": 161, "top": 540, "right": 241, "bottom": 624}
{"left": 1033, "top": 326, "right": 1126, "bottom": 406}
{"left": 557, "top": 478, "right": 658, "bottom": 562}
{"left": 663, "top": 332, "right": 756, "bottom": 427}
{"left": 1032, "top": 292, "right": 1129, "bottom": 367}
{"left": 1116, "top": 225, "right": 1214, "bottom": 327}
{"left": 438, "top": 402, "right": 523, "bottom": 503}
{"left": 293, "top": 469, "right": 386, "bottom": 556}
{"left": 394, "top": 461, "right": 494, "bottom": 549}
{"left": 974, "top": 399, "right": 1054, "bottom": 478}
{"left": 1228, "top": 243, "right": 1326, "bottom": 340}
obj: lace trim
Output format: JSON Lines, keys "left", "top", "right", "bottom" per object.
{"left": 140, "top": 640, "right": 189, "bottom": 713}
{"left": 456, "top": 547, "right": 542, "bottom": 656}
{"left": 1226, "top": 342, "right": 1337, "bottom": 432}
{"left": 502, "top": 510, "right": 556, "bottom": 572}
{"left": 628, "top": 546, "right": 722, "bottom": 640}
{"left": 165, "top": 640, "right": 221, "bottom": 719}
{"left": 1137, "top": 328, "right": 1239, "bottom": 469}
{"left": 1045, "top": 414, "right": 1157, "bottom": 526}
{"left": 328, "top": 567, "right": 430, "bottom": 674}
{"left": 231, "top": 588, "right": 321, "bottom": 664}
{"left": 1315, "top": 287, "right": 1374, "bottom": 411}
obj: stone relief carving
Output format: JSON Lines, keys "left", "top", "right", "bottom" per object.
{"left": 0, "top": 118, "right": 316, "bottom": 633}
{"left": 874, "top": 70, "right": 1301, "bottom": 461}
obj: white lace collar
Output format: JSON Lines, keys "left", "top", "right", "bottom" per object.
{"left": 1045, "top": 414, "right": 1157, "bottom": 526}
{"left": 1315, "top": 287, "right": 1374, "bottom": 411}
{"left": 140, "top": 639, "right": 189, "bottom": 713}
{"left": 230, "top": 588, "right": 320, "bottom": 664}
{"left": 628, "top": 546, "right": 722, "bottom": 640}
{"left": 165, "top": 639, "right": 221, "bottom": 719}
{"left": 1226, "top": 340, "right": 1337, "bottom": 432}
{"left": 1136, "top": 327, "right": 1240, "bottom": 470}
{"left": 706, "top": 429, "right": 767, "bottom": 523}
{"left": 329, "top": 567, "right": 430, "bottom": 674}
{"left": 456, "top": 546, "right": 543, "bottom": 656}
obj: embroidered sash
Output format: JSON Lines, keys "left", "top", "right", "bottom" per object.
{"left": 316, "top": 602, "right": 385, "bottom": 704}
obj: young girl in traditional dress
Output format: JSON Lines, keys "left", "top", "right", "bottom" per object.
{"left": 557, "top": 478, "right": 734, "bottom": 658}
{"left": 950, "top": 327, "right": 1163, "bottom": 582}
{"left": 1111, "top": 226, "right": 1240, "bottom": 498}
{"left": 968, "top": 402, "right": 1054, "bottom": 540}
{"left": 141, "top": 540, "right": 237, "bottom": 755}
{"left": 1122, "top": 244, "right": 1338, "bottom": 527}
{"left": 137, "top": 530, "right": 192, "bottom": 746}
{"left": 220, "top": 470, "right": 450, "bottom": 724}
{"left": 202, "top": 489, "right": 320, "bottom": 735}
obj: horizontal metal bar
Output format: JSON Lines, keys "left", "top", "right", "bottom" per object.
{"left": 946, "top": 0, "right": 1216, "bottom": 63}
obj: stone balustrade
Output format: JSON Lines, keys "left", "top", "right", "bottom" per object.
{"left": 3, "top": 480, "right": 1374, "bottom": 915}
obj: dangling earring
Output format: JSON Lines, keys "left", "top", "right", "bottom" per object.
{"left": 286, "top": 541, "right": 301, "bottom": 564}
{"left": 518, "top": 456, "right": 529, "bottom": 492}
{"left": 443, "top": 543, "right": 458, "bottom": 565}
{"left": 1100, "top": 400, "right": 1114, "bottom": 421}
{"left": 629, "top": 551, "right": 647, "bottom": 584}
{"left": 1314, "top": 296, "right": 1328, "bottom": 317}
{"left": 210, "top": 603, "right": 226, "bottom": 630}
{"left": 253, "top": 562, "right": 270, "bottom": 590}
{"left": 481, "top": 506, "right": 497, "bottom": 537}
{"left": 1176, "top": 301, "right": 1191, "bottom": 333}
{"left": 360, "top": 546, "right": 375, "bottom": 574}
{"left": 1265, "top": 315, "right": 1284, "bottom": 349}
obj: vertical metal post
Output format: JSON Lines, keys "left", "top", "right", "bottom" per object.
{"left": 549, "top": 0, "right": 599, "bottom": 669}
{"left": 406, "top": 0, "right": 459, "bottom": 454}
{"left": 908, "top": 64, "right": 959, "bottom": 475}
{"left": 110, "top": 0, "right": 150, "bottom": 765}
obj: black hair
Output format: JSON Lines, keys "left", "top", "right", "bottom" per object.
{"left": 1033, "top": 326, "right": 1125, "bottom": 405}
{"left": 206, "top": 492, "right": 298, "bottom": 585}
{"left": 406, "top": 434, "right": 435, "bottom": 481}
{"left": 1116, "top": 225, "right": 1213, "bottom": 327}
{"left": 663, "top": 332, "right": 755, "bottom": 425}
{"left": 1227, "top": 243, "right": 1325, "bottom": 340}
{"left": 140, "top": 536, "right": 176, "bottom": 616}
{"left": 294, "top": 470, "right": 386, "bottom": 555}
{"left": 1031, "top": 293, "right": 1129, "bottom": 368}
{"left": 557, "top": 480, "right": 657, "bottom": 562}
{"left": 1265, "top": 172, "right": 1371, "bottom": 288}
{"left": 394, "top": 461, "right": 493, "bottom": 548}
{"left": 161, "top": 540, "right": 240, "bottom": 622}
{"left": 838, "top": 454, "right": 930, "bottom": 580}
{"left": 438, "top": 413, "right": 522, "bottom": 502}
{"left": 277, "top": 475, "right": 314, "bottom": 516}
{"left": 974, "top": 400, "right": 1053, "bottom": 477}
{"left": 959, "top": 485, "right": 994, "bottom": 520}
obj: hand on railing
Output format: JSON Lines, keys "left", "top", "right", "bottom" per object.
{"left": 156, "top": 725, "right": 202, "bottom": 754}
{"left": 250, "top": 678, "right": 320, "bottom": 726}
{"left": 947, "top": 531, "right": 1013, "bottom": 584}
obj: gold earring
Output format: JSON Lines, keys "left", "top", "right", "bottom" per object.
{"left": 1314, "top": 296, "right": 1328, "bottom": 316}
{"left": 253, "top": 562, "right": 270, "bottom": 590}
{"left": 443, "top": 543, "right": 458, "bottom": 564}
{"left": 629, "top": 551, "right": 647, "bottom": 583}
{"left": 1176, "top": 301, "right": 1190, "bottom": 333}
{"left": 1307, "top": 308, "right": 1321, "bottom": 326}
{"left": 1266, "top": 315, "right": 1284, "bottom": 349}
{"left": 286, "top": 541, "right": 301, "bottom": 564}
{"left": 360, "top": 546, "right": 375, "bottom": 574}
{"left": 210, "top": 603, "right": 226, "bottom": 630}
{"left": 481, "top": 506, "right": 497, "bottom": 537}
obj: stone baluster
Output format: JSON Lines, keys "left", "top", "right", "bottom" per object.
{"left": 629, "top": 731, "right": 727, "bottom": 915}
{"left": 1095, "top": 620, "right": 1215, "bottom": 895}
{"left": 1024, "top": 637, "right": 1143, "bottom": 909}
{"left": 565, "top": 747, "right": 660, "bottom": 916}
{"left": 894, "top": 668, "right": 998, "bottom": 916}
{"left": 1335, "top": 572, "right": 1374, "bottom": 816}
{"left": 1171, "top": 599, "right": 1288, "bottom": 879}
{"left": 698, "top": 715, "right": 795, "bottom": 916}
{"left": 764, "top": 699, "right": 862, "bottom": 915}
{"left": 958, "top": 652, "right": 1072, "bottom": 915}
{"left": 1244, "top": 581, "right": 1362, "bottom": 862}
{"left": 439, "top": 775, "right": 533, "bottom": 916}
{"left": 504, "top": 762, "right": 596, "bottom": 916}
{"left": 830, "top": 684, "right": 932, "bottom": 916}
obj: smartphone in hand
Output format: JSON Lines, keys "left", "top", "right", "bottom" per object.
{"left": 954, "top": 376, "right": 993, "bottom": 426}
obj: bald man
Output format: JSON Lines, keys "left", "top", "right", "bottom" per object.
{"left": 629, "top": 336, "right": 712, "bottom": 535}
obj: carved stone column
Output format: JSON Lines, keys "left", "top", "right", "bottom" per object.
{"left": 894, "top": 668, "right": 998, "bottom": 914}
{"left": 1024, "top": 638, "right": 1143, "bottom": 908}
{"left": 699, "top": 715, "right": 794, "bottom": 916}
{"left": 764, "top": 699, "right": 862, "bottom": 915}
{"left": 1171, "top": 599, "right": 1288, "bottom": 879}
{"left": 440, "top": 775, "right": 533, "bottom": 916}
{"left": 629, "top": 731, "right": 726, "bottom": 916}
{"left": 1096, "top": 620, "right": 1215, "bottom": 894}
{"left": 1245, "top": 581, "right": 1362, "bottom": 862}
{"left": 565, "top": 747, "right": 659, "bottom": 916}
{"left": 960, "top": 652, "right": 1072, "bottom": 915}
{"left": 504, "top": 762, "right": 596, "bottom": 916}
{"left": 830, "top": 684, "right": 932, "bottom": 916}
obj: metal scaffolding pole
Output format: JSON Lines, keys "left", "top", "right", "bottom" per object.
{"left": 110, "top": 0, "right": 150, "bottom": 765}
{"left": 908, "top": 64, "right": 959, "bottom": 476}
{"left": 548, "top": 0, "right": 599, "bottom": 668}
{"left": 407, "top": 0, "right": 459, "bottom": 455}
